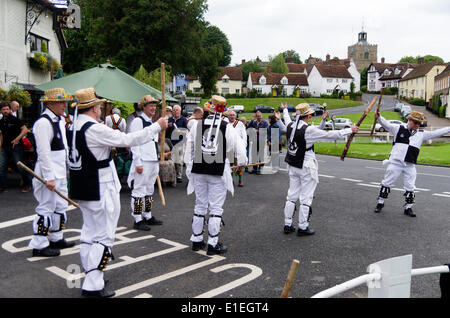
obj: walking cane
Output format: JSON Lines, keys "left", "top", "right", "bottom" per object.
{"left": 157, "top": 62, "right": 167, "bottom": 207}
{"left": 17, "top": 161, "right": 79, "bottom": 208}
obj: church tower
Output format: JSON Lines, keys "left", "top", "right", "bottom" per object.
{"left": 348, "top": 28, "right": 378, "bottom": 71}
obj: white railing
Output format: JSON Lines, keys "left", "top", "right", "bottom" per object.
{"left": 311, "top": 255, "right": 449, "bottom": 298}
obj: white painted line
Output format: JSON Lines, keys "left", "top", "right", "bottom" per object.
{"left": 113, "top": 254, "right": 226, "bottom": 297}
{"left": 319, "top": 174, "right": 335, "bottom": 178}
{"left": 443, "top": 192, "right": 450, "bottom": 195}
{"left": 433, "top": 193, "right": 450, "bottom": 198}
{"left": 134, "top": 293, "right": 152, "bottom": 298}
{"left": 415, "top": 187, "right": 430, "bottom": 192}
{"left": 0, "top": 205, "right": 78, "bottom": 230}
{"left": 194, "top": 264, "right": 263, "bottom": 298}
{"left": 341, "top": 178, "right": 363, "bottom": 182}
{"left": 370, "top": 182, "right": 381, "bottom": 185}
{"left": 357, "top": 183, "right": 379, "bottom": 188}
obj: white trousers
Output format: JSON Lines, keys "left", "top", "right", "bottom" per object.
{"left": 378, "top": 163, "right": 416, "bottom": 208}
{"left": 29, "top": 178, "right": 68, "bottom": 250}
{"left": 190, "top": 173, "right": 227, "bottom": 247}
{"left": 130, "top": 161, "right": 159, "bottom": 222}
{"left": 79, "top": 181, "right": 120, "bottom": 292}
{"left": 284, "top": 164, "right": 318, "bottom": 230}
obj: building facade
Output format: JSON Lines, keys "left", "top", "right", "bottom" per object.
{"left": 348, "top": 29, "right": 378, "bottom": 72}
{"left": 434, "top": 64, "right": 450, "bottom": 118}
{"left": 247, "top": 72, "right": 309, "bottom": 96}
{"left": 186, "top": 66, "right": 243, "bottom": 95}
{"left": 307, "top": 64, "right": 354, "bottom": 97}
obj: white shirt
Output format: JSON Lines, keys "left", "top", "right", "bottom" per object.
{"left": 105, "top": 114, "right": 126, "bottom": 132}
{"left": 228, "top": 119, "right": 247, "bottom": 148}
{"left": 129, "top": 112, "right": 159, "bottom": 165}
{"left": 126, "top": 111, "right": 143, "bottom": 133}
{"left": 33, "top": 108, "right": 68, "bottom": 181}
{"left": 72, "top": 114, "right": 161, "bottom": 187}
{"left": 378, "top": 115, "right": 450, "bottom": 167}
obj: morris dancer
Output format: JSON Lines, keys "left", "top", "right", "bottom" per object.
{"left": 276, "top": 104, "right": 358, "bottom": 236}
{"left": 28, "top": 88, "right": 75, "bottom": 257}
{"left": 374, "top": 110, "right": 450, "bottom": 217}
{"left": 127, "top": 95, "right": 164, "bottom": 231}
{"left": 67, "top": 88, "right": 167, "bottom": 298}
{"left": 228, "top": 110, "right": 247, "bottom": 187}
{"left": 184, "top": 96, "right": 246, "bottom": 255}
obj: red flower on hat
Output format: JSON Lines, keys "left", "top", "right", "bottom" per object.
{"left": 215, "top": 104, "right": 225, "bottom": 113}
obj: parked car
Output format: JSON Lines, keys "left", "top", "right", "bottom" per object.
{"left": 375, "top": 120, "right": 403, "bottom": 132}
{"left": 309, "top": 104, "right": 324, "bottom": 116}
{"left": 394, "top": 103, "right": 404, "bottom": 112}
{"left": 182, "top": 103, "right": 198, "bottom": 117}
{"left": 401, "top": 106, "right": 412, "bottom": 120}
{"left": 324, "top": 118, "right": 353, "bottom": 130}
{"left": 228, "top": 105, "right": 245, "bottom": 114}
{"left": 254, "top": 105, "right": 275, "bottom": 113}
{"left": 278, "top": 104, "right": 295, "bottom": 112}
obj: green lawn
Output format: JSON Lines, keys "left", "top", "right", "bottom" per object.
{"left": 314, "top": 142, "right": 450, "bottom": 166}
{"left": 201, "top": 97, "right": 363, "bottom": 113}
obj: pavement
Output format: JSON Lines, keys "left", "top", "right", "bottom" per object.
{"left": 0, "top": 154, "right": 449, "bottom": 298}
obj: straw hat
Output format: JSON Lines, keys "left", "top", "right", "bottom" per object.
{"left": 40, "top": 88, "right": 73, "bottom": 102}
{"left": 71, "top": 87, "right": 106, "bottom": 109}
{"left": 204, "top": 95, "right": 228, "bottom": 113}
{"left": 407, "top": 111, "right": 426, "bottom": 124}
{"left": 295, "top": 103, "right": 315, "bottom": 117}
{"left": 139, "top": 95, "right": 159, "bottom": 107}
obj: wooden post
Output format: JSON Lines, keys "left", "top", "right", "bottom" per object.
{"left": 158, "top": 62, "right": 167, "bottom": 207}
{"left": 281, "top": 259, "right": 300, "bottom": 298}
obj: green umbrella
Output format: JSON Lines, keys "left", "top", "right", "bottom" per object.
{"left": 36, "top": 63, "right": 178, "bottom": 103}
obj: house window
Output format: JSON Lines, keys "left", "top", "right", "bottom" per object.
{"left": 29, "top": 33, "right": 49, "bottom": 53}
{"left": 256, "top": 88, "right": 263, "bottom": 94}
{"left": 176, "top": 86, "right": 181, "bottom": 92}
{"left": 342, "top": 79, "right": 347, "bottom": 83}
{"left": 194, "top": 88, "right": 202, "bottom": 93}
{"left": 327, "top": 79, "right": 333, "bottom": 83}
{"left": 222, "top": 78, "right": 229, "bottom": 83}
{"left": 222, "top": 88, "right": 229, "bottom": 94}
{"left": 235, "top": 89, "right": 240, "bottom": 94}
{"left": 259, "top": 77, "right": 266, "bottom": 85}
{"left": 326, "top": 89, "right": 333, "bottom": 94}
{"left": 281, "top": 78, "right": 288, "bottom": 85}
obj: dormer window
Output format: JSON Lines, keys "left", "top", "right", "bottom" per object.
{"left": 222, "top": 76, "right": 229, "bottom": 83}
{"left": 259, "top": 76, "right": 266, "bottom": 85}
{"left": 395, "top": 68, "right": 401, "bottom": 75}
{"left": 281, "top": 77, "right": 288, "bottom": 85}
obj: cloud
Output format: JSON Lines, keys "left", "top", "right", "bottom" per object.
{"left": 205, "top": 0, "right": 450, "bottom": 65}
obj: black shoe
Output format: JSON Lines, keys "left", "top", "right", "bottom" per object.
{"left": 256, "top": 169, "right": 261, "bottom": 175}
{"left": 145, "top": 216, "right": 163, "bottom": 226}
{"left": 81, "top": 289, "right": 115, "bottom": 298}
{"left": 374, "top": 203, "right": 384, "bottom": 213}
{"left": 49, "top": 239, "right": 76, "bottom": 249}
{"left": 207, "top": 242, "right": 228, "bottom": 255}
{"left": 404, "top": 208, "right": 416, "bottom": 217}
{"left": 133, "top": 220, "right": 151, "bottom": 231}
{"left": 297, "top": 227, "right": 315, "bottom": 236}
{"left": 177, "top": 178, "right": 183, "bottom": 183}
{"left": 284, "top": 225, "right": 295, "bottom": 234}
{"left": 32, "top": 246, "right": 60, "bottom": 257}
{"left": 192, "top": 241, "right": 206, "bottom": 251}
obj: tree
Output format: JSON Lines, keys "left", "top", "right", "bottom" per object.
{"left": 203, "top": 25, "right": 232, "bottom": 67}
{"left": 282, "top": 50, "right": 302, "bottom": 64}
{"left": 240, "top": 60, "right": 262, "bottom": 82}
{"left": 267, "top": 54, "right": 288, "bottom": 74}
{"left": 360, "top": 67, "right": 368, "bottom": 87}
{"left": 350, "top": 81, "right": 355, "bottom": 94}
{"left": 399, "top": 55, "right": 444, "bottom": 64}
{"left": 195, "top": 46, "right": 222, "bottom": 96}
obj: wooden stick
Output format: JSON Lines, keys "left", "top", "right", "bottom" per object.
{"left": 17, "top": 161, "right": 79, "bottom": 208}
{"left": 340, "top": 96, "right": 378, "bottom": 161}
{"left": 281, "top": 259, "right": 300, "bottom": 298}
{"left": 370, "top": 89, "right": 384, "bottom": 137}
{"left": 156, "top": 175, "right": 166, "bottom": 207}
{"left": 230, "top": 162, "right": 265, "bottom": 170}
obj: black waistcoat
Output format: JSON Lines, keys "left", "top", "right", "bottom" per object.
{"left": 137, "top": 116, "right": 159, "bottom": 160}
{"left": 38, "top": 114, "right": 65, "bottom": 151}
{"left": 67, "top": 122, "right": 112, "bottom": 201}
{"left": 191, "top": 115, "right": 228, "bottom": 176}
{"left": 393, "top": 125, "right": 420, "bottom": 164}
{"left": 285, "top": 122, "right": 313, "bottom": 169}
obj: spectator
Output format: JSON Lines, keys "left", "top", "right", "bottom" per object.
{"left": 247, "top": 111, "right": 269, "bottom": 175}
{"left": 168, "top": 104, "right": 188, "bottom": 183}
{"left": 10, "top": 101, "right": 20, "bottom": 118}
{"left": 228, "top": 111, "right": 247, "bottom": 187}
{"left": 0, "top": 101, "right": 31, "bottom": 192}
{"left": 187, "top": 107, "right": 204, "bottom": 131}
{"left": 267, "top": 115, "right": 282, "bottom": 169}
{"left": 105, "top": 108, "right": 126, "bottom": 132}
{"left": 159, "top": 137, "right": 177, "bottom": 187}
{"left": 126, "top": 102, "right": 143, "bottom": 133}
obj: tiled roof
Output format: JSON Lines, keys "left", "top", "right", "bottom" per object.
{"left": 250, "top": 72, "right": 309, "bottom": 86}
{"left": 400, "top": 61, "right": 447, "bottom": 81}
{"left": 368, "top": 62, "right": 394, "bottom": 74}
{"left": 314, "top": 64, "right": 353, "bottom": 79}
{"left": 378, "top": 63, "right": 415, "bottom": 81}
{"left": 217, "top": 66, "right": 243, "bottom": 81}
{"left": 434, "top": 64, "right": 450, "bottom": 80}
{"left": 287, "top": 63, "right": 306, "bottom": 73}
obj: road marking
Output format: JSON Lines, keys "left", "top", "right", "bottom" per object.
{"left": 357, "top": 183, "right": 379, "bottom": 188}
{"left": 433, "top": 193, "right": 450, "bottom": 198}
{"left": 113, "top": 253, "right": 226, "bottom": 297}
{"left": 366, "top": 167, "right": 450, "bottom": 178}
{"left": 0, "top": 205, "right": 78, "bottom": 230}
{"left": 194, "top": 264, "right": 263, "bottom": 298}
{"left": 443, "top": 192, "right": 450, "bottom": 195}
{"left": 415, "top": 187, "right": 430, "bottom": 192}
{"left": 319, "top": 174, "right": 335, "bottom": 178}
{"left": 134, "top": 293, "right": 152, "bottom": 298}
{"left": 341, "top": 178, "right": 363, "bottom": 182}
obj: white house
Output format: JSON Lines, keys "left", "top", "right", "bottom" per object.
{"left": 0, "top": 0, "right": 68, "bottom": 91}
{"left": 368, "top": 60, "right": 415, "bottom": 91}
{"left": 186, "top": 66, "right": 243, "bottom": 95}
{"left": 247, "top": 72, "right": 309, "bottom": 97}
{"left": 307, "top": 64, "right": 354, "bottom": 97}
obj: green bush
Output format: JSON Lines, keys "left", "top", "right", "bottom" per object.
{"left": 409, "top": 98, "right": 426, "bottom": 106}
{"left": 439, "top": 105, "right": 446, "bottom": 118}
{"left": 361, "top": 85, "right": 367, "bottom": 92}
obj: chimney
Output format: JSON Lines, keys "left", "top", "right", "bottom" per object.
{"left": 242, "top": 59, "right": 246, "bottom": 65}
{"left": 268, "top": 64, "right": 272, "bottom": 73}
{"left": 418, "top": 57, "right": 424, "bottom": 64}
{"left": 287, "top": 54, "right": 292, "bottom": 63}
{"left": 381, "top": 57, "right": 385, "bottom": 63}
{"left": 326, "top": 54, "right": 330, "bottom": 61}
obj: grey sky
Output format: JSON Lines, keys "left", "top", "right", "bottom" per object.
{"left": 204, "top": 0, "right": 450, "bottom": 65}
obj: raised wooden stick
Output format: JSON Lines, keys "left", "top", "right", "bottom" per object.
{"left": 281, "top": 259, "right": 300, "bottom": 298}
{"left": 340, "top": 96, "right": 378, "bottom": 161}
{"left": 370, "top": 89, "right": 384, "bottom": 137}
{"left": 230, "top": 162, "right": 265, "bottom": 170}
{"left": 17, "top": 161, "right": 79, "bottom": 208}
{"left": 156, "top": 175, "right": 166, "bottom": 207}
{"left": 158, "top": 62, "right": 167, "bottom": 207}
